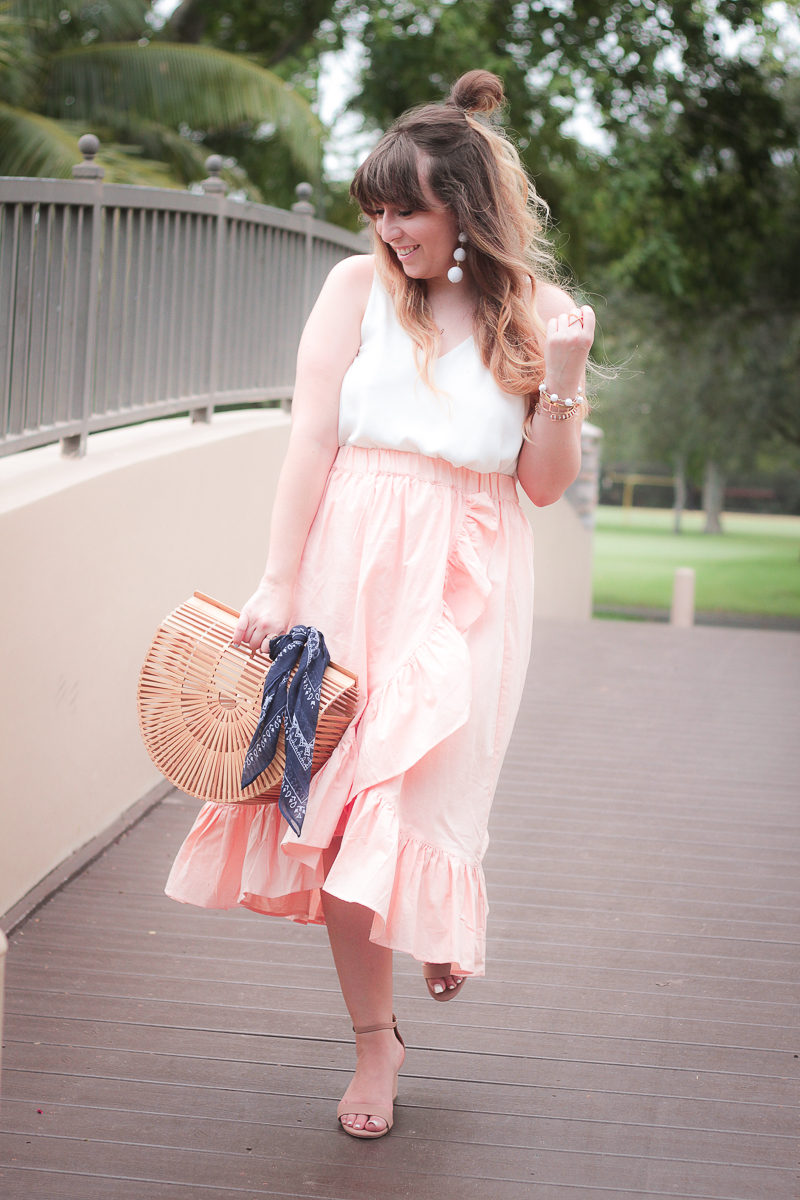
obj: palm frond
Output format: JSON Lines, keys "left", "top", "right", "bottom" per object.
{"left": 6, "top": 0, "right": 148, "bottom": 38}
{"left": 125, "top": 122, "right": 263, "bottom": 196}
{"left": 0, "top": 103, "right": 79, "bottom": 176}
{"left": 0, "top": 104, "right": 194, "bottom": 186}
{"left": 45, "top": 42, "right": 323, "bottom": 174}
{"left": 0, "top": 4, "right": 28, "bottom": 73}
{"left": 134, "top": 123, "right": 265, "bottom": 198}
{"left": 80, "top": 110, "right": 248, "bottom": 191}
{"left": 111, "top": 117, "right": 213, "bottom": 183}
{"left": 66, "top": 138, "right": 182, "bottom": 187}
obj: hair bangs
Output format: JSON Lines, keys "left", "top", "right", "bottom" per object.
{"left": 351, "top": 133, "right": 430, "bottom": 217}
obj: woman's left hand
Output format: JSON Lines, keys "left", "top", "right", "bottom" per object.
{"left": 542, "top": 304, "right": 595, "bottom": 399}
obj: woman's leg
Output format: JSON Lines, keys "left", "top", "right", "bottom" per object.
{"left": 321, "top": 840, "right": 404, "bottom": 1134}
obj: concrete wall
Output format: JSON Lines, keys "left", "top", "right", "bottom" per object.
{"left": 0, "top": 411, "right": 291, "bottom": 919}
{"left": 0, "top": 928, "right": 6, "bottom": 1083}
{"left": 0, "top": 414, "right": 592, "bottom": 918}
{"left": 524, "top": 489, "right": 594, "bottom": 623}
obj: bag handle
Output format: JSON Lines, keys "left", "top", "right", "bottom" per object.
{"left": 189, "top": 591, "right": 357, "bottom": 687}
{"left": 192, "top": 591, "right": 241, "bottom": 619}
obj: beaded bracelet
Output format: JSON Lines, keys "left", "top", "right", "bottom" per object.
{"left": 537, "top": 383, "right": 585, "bottom": 421}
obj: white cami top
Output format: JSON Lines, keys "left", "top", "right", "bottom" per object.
{"left": 338, "top": 271, "right": 527, "bottom": 476}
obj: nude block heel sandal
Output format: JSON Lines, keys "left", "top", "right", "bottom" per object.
{"left": 337, "top": 1016, "right": 405, "bottom": 1140}
{"left": 422, "top": 962, "right": 467, "bottom": 1002}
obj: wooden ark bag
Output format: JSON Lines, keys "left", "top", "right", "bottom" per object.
{"left": 137, "top": 592, "right": 358, "bottom": 803}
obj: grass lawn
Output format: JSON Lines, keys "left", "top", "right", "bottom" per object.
{"left": 592, "top": 507, "right": 800, "bottom": 618}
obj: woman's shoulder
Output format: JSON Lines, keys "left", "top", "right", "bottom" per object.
{"left": 326, "top": 252, "right": 375, "bottom": 294}
{"left": 317, "top": 253, "right": 375, "bottom": 326}
{"left": 533, "top": 277, "right": 575, "bottom": 323}
{"left": 297, "top": 254, "right": 375, "bottom": 369}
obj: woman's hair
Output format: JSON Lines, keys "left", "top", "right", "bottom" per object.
{"left": 350, "top": 69, "right": 563, "bottom": 408}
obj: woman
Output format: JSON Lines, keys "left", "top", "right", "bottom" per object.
{"left": 166, "top": 68, "right": 594, "bottom": 1139}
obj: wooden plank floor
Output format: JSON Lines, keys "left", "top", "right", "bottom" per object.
{"left": 1, "top": 619, "right": 798, "bottom": 1200}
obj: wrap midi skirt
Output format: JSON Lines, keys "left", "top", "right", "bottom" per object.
{"left": 165, "top": 444, "right": 534, "bottom": 976}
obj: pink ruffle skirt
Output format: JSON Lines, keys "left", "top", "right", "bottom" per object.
{"left": 165, "top": 445, "right": 534, "bottom": 975}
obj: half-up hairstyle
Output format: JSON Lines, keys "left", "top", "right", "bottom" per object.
{"left": 350, "top": 69, "right": 561, "bottom": 410}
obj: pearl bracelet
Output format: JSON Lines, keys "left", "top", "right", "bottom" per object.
{"left": 537, "top": 383, "right": 585, "bottom": 421}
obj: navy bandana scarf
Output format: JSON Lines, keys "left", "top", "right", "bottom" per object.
{"left": 241, "top": 625, "right": 330, "bottom": 835}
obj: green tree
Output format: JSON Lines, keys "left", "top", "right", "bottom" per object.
{"left": 343, "top": 1, "right": 791, "bottom": 259}
{"left": 168, "top": 0, "right": 338, "bottom": 66}
{"left": 591, "top": 56, "right": 799, "bottom": 529}
{"left": 0, "top": 0, "right": 323, "bottom": 190}
{"left": 163, "top": 0, "right": 345, "bottom": 205}
{"left": 339, "top": 0, "right": 798, "bottom": 526}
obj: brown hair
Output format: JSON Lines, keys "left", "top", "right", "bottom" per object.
{"left": 350, "top": 70, "right": 561, "bottom": 409}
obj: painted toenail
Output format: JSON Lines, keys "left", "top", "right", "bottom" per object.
{"left": 433, "top": 982, "right": 445, "bottom": 993}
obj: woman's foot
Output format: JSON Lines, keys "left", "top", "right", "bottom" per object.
{"left": 338, "top": 1019, "right": 405, "bottom": 1138}
{"left": 423, "top": 962, "right": 467, "bottom": 1001}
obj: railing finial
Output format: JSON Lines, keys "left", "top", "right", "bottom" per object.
{"left": 292, "top": 182, "right": 315, "bottom": 216}
{"left": 202, "top": 155, "right": 227, "bottom": 195}
{"left": 72, "top": 134, "right": 104, "bottom": 180}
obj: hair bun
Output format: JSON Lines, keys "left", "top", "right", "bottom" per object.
{"left": 447, "top": 70, "right": 505, "bottom": 116}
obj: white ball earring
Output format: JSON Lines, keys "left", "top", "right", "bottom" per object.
{"left": 448, "top": 232, "right": 467, "bottom": 283}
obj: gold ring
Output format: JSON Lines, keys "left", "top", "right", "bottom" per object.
{"left": 568, "top": 311, "right": 584, "bottom": 327}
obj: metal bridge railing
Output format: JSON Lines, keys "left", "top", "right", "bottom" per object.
{"left": 0, "top": 138, "right": 366, "bottom": 458}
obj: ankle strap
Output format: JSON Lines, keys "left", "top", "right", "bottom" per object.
{"left": 352, "top": 1014, "right": 397, "bottom": 1035}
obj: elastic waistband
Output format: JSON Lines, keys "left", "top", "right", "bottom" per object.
{"left": 333, "top": 445, "right": 518, "bottom": 501}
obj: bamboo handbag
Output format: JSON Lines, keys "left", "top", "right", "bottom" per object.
{"left": 137, "top": 592, "right": 359, "bottom": 804}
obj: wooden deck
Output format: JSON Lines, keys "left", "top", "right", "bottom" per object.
{"left": 1, "top": 619, "right": 798, "bottom": 1199}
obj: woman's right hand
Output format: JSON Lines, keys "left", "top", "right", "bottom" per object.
{"left": 231, "top": 581, "right": 293, "bottom": 655}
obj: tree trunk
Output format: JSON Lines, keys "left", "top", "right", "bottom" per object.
{"left": 702, "top": 460, "right": 725, "bottom": 534}
{"left": 672, "top": 453, "right": 687, "bottom": 534}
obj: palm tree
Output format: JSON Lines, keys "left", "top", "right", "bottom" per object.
{"left": 0, "top": 0, "right": 322, "bottom": 193}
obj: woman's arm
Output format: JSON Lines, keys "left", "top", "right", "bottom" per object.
{"left": 516, "top": 280, "right": 595, "bottom": 507}
{"left": 232, "top": 254, "right": 374, "bottom": 652}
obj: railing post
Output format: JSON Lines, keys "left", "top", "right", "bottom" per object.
{"left": 292, "top": 184, "right": 316, "bottom": 311}
{"left": 194, "top": 155, "right": 228, "bottom": 426}
{"left": 289, "top": 182, "right": 316, "bottom": 413}
{"left": 61, "top": 134, "right": 104, "bottom": 458}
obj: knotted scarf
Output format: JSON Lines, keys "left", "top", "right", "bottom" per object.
{"left": 241, "top": 625, "right": 330, "bottom": 835}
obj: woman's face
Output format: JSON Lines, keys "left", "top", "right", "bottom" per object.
{"left": 372, "top": 164, "right": 461, "bottom": 285}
